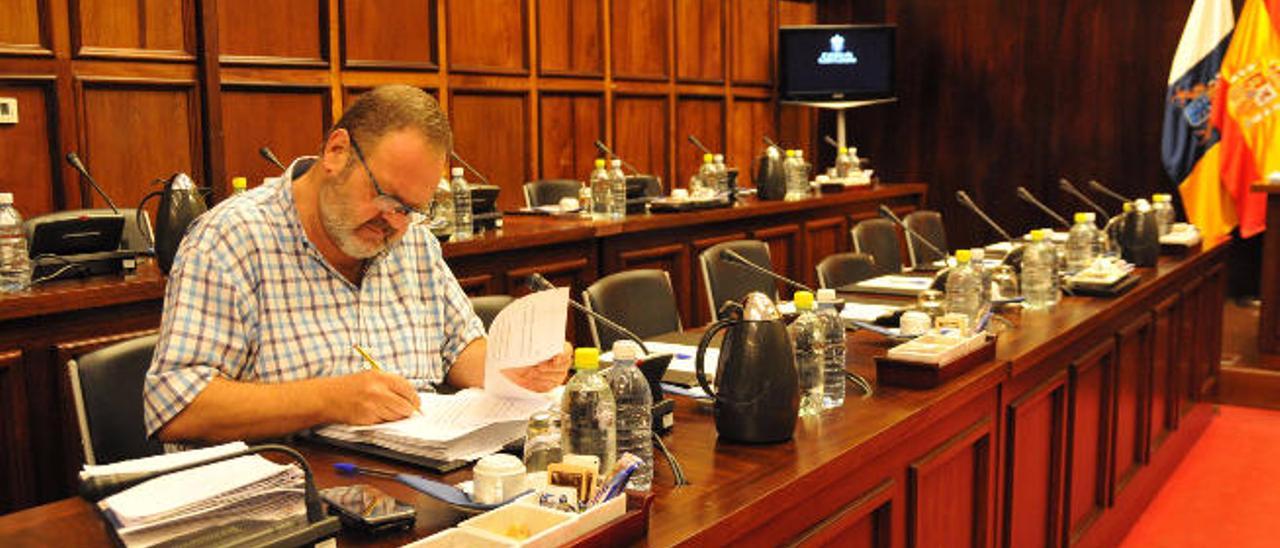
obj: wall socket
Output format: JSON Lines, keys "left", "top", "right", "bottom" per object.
{"left": 0, "top": 98, "right": 17, "bottom": 124}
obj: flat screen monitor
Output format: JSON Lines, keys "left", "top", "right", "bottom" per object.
{"left": 779, "top": 25, "right": 895, "bottom": 102}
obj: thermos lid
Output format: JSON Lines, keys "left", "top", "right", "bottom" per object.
{"left": 741, "top": 292, "right": 782, "bottom": 321}
{"left": 170, "top": 172, "right": 197, "bottom": 191}
{"left": 574, "top": 347, "right": 600, "bottom": 369}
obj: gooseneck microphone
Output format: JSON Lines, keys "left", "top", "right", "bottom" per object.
{"left": 449, "top": 151, "right": 492, "bottom": 186}
{"left": 593, "top": 140, "right": 642, "bottom": 174}
{"left": 1058, "top": 178, "right": 1110, "bottom": 222}
{"left": 527, "top": 273, "right": 651, "bottom": 354}
{"left": 762, "top": 136, "right": 783, "bottom": 151}
{"left": 65, "top": 152, "right": 120, "bottom": 213}
{"left": 721, "top": 249, "right": 815, "bottom": 293}
{"left": 1015, "top": 186, "right": 1071, "bottom": 229}
{"left": 877, "top": 204, "right": 949, "bottom": 259}
{"left": 955, "top": 190, "right": 1014, "bottom": 242}
{"left": 258, "top": 146, "right": 287, "bottom": 171}
{"left": 1087, "top": 179, "right": 1132, "bottom": 204}
{"left": 687, "top": 134, "right": 713, "bottom": 156}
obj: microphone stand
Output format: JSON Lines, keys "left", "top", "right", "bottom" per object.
{"left": 1087, "top": 179, "right": 1132, "bottom": 205}
{"left": 259, "top": 146, "right": 287, "bottom": 171}
{"left": 593, "top": 140, "right": 643, "bottom": 175}
{"left": 449, "top": 151, "right": 492, "bottom": 186}
{"left": 721, "top": 249, "right": 814, "bottom": 294}
{"left": 955, "top": 190, "right": 1014, "bottom": 242}
{"left": 1015, "top": 187, "right": 1071, "bottom": 229}
{"left": 1058, "top": 178, "right": 1110, "bottom": 222}
{"left": 688, "top": 134, "right": 713, "bottom": 156}
{"left": 877, "top": 204, "right": 949, "bottom": 263}
{"left": 66, "top": 152, "right": 120, "bottom": 213}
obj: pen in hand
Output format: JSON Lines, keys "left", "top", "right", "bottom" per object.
{"left": 352, "top": 344, "right": 424, "bottom": 418}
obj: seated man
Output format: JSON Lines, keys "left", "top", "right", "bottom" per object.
{"left": 145, "top": 85, "right": 570, "bottom": 443}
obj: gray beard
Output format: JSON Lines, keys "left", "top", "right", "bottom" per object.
{"left": 318, "top": 178, "right": 388, "bottom": 259}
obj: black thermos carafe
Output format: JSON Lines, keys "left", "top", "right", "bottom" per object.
{"left": 137, "top": 173, "right": 207, "bottom": 274}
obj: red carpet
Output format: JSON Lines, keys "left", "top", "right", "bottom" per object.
{"left": 1121, "top": 405, "right": 1280, "bottom": 547}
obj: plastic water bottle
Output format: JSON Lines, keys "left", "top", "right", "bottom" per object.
{"left": 450, "top": 167, "right": 473, "bottom": 239}
{"left": 431, "top": 176, "right": 455, "bottom": 235}
{"left": 608, "top": 159, "right": 627, "bottom": 220}
{"left": 815, "top": 288, "right": 846, "bottom": 409}
{"left": 1022, "top": 230, "right": 1058, "bottom": 310}
{"left": 696, "top": 153, "right": 717, "bottom": 198}
{"left": 712, "top": 154, "right": 728, "bottom": 193}
{"left": 1085, "top": 212, "right": 1115, "bottom": 258}
{"left": 784, "top": 150, "right": 810, "bottom": 200}
{"left": 969, "top": 247, "right": 992, "bottom": 312}
{"left": 1152, "top": 193, "right": 1175, "bottom": 235}
{"left": 231, "top": 176, "right": 248, "bottom": 196}
{"left": 945, "top": 249, "right": 982, "bottom": 327}
{"left": 835, "top": 146, "right": 856, "bottom": 178}
{"left": 589, "top": 159, "right": 609, "bottom": 218}
{"left": 562, "top": 348, "right": 617, "bottom": 475}
{"left": 0, "top": 193, "right": 31, "bottom": 293}
{"left": 604, "top": 341, "right": 652, "bottom": 491}
{"left": 1065, "top": 212, "right": 1097, "bottom": 274}
{"left": 788, "top": 291, "right": 826, "bottom": 417}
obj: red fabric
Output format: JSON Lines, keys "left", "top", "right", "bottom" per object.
{"left": 1214, "top": 78, "right": 1265, "bottom": 236}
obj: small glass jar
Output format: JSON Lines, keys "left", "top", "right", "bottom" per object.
{"left": 991, "top": 265, "right": 1020, "bottom": 301}
{"left": 522, "top": 409, "right": 563, "bottom": 473}
{"left": 917, "top": 289, "right": 946, "bottom": 319}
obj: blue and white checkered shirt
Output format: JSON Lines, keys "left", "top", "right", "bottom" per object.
{"left": 144, "top": 158, "right": 485, "bottom": 437}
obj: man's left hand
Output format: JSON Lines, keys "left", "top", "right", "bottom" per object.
{"left": 503, "top": 341, "right": 573, "bottom": 392}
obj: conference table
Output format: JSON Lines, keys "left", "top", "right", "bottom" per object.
{"left": 0, "top": 239, "right": 1228, "bottom": 547}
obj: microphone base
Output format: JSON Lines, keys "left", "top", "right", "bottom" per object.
{"left": 652, "top": 398, "right": 676, "bottom": 433}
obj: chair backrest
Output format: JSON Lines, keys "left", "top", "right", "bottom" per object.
{"left": 904, "top": 210, "right": 948, "bottom": 268}
{"left": 470, "top": 295, "right": 515, "bottom": 330}
{"left": 583, "top": 269, "right": 683, "bottom": 351}
{"left": 698, "top": 240, "right": 776, "bottom": 321}
{"left": 851, "top": 218, "right": 903, "bottom": 275}
{"left": 67, "top": 334, "right": 163, "bottom": 466}
{"left": 816, "top": 252, "right": 879, "bottom": 289}
{"left": 523, "top": 180, "right": 581, "bottom": 208}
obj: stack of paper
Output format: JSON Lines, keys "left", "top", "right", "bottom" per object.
{"left": 92, "top": 443, "right": 305, "bottom": 547}
{"left": 315, "top": 389, "right": 553, "bottom": 462}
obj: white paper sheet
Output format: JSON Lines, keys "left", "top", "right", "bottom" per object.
{"left": 482, "top": 287, "right": 570, "bottom": 399}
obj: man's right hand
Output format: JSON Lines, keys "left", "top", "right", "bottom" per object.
{"left": 322, "top": 370, "right": 420, "bottom": 425}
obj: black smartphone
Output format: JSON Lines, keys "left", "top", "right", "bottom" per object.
{"left": 320, "top": 484, "right": 416, "bottom": 534}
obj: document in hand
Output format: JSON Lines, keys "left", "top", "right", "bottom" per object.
{"left": 483, "top": 287, "right": 570, "bottom": 400}
{"left": 91, "top": 442, "right": 305, "bottom": 548}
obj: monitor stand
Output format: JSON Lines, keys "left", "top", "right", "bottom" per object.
{"left": 780, "top": 97, "right": 898, "bottom": 149}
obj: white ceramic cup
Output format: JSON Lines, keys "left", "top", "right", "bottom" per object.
{"left": 472, "top": 454, "right": 527, "bottom": 504}
{"left": 899, "top": 311, "right": 932, "bottom": 336}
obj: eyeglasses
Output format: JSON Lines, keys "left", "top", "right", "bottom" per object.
{"left": 348, "top": 133, "right": 429, "bottom": 226}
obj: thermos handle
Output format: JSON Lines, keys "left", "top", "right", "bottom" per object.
{"left": 695, "top": 320, "right": 733, "bottom": 401}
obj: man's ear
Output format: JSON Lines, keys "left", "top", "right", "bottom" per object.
{"left": 320, "top": 128, "right": 351, "bottom": 175}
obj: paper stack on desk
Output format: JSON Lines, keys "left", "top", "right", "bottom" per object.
{"left": 92, "top": 443, "right": 305, "bottom": 547}
{"left": 314, "top": 389, "right": 553, "bottom": 462}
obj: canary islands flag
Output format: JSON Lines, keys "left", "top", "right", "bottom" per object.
{"left": 1162, "top": 0, "right": 1235, "bottom": 242}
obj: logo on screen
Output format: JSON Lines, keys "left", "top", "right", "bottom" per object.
{"left": 818, "top": 34, "right": 858, "bottom": 65}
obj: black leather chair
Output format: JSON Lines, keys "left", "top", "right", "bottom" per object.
{"left": 698, "top": 240, "right": 777, "bottom": 321}
{"left": 470, "top": 295, "right": 515, "bottom": 330}
{"left": 66, "top": 334, "right": 164, "bottom": 465}
{"left": 851, "top": 218, "right": 903, "bottom": 275}
{"left": 816, "top": 252, "right": 879, "bottom": 289}
{"left": 523, "top": 180, "right": 581, "bottom": 208}
{"left": 904, "top": 210, "right": 948, "bottom": 268}
{"left": 583, "top": 269, "right": 683, "bottom": 351}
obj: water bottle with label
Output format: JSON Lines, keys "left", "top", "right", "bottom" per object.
{"left": 695, "top": 154, "right": 716, "bottom": 198}
{"left": 0, "top": 193, "right": 31, "bottom": 293}
{"left": 451, "top": 167, "right": 473, "bottom": 239}
{"left": 1065, "top": 212, "right": 1097, "bottom": 274}
{"left": 785, "top": 150, "right": 811, "bottom": 201}
{"left": 945, "top": 249, "right": 982, "bottom": 328}
{"left": 815, "top": 288, "right": 846, "bottom": 409}
{"left": 835, "top": 147, "right": 856, "bottom": 178}
{"left": 604, "top": 340, "right": 652, "bottom": 491}
{"left": 1022, "top": 230, "right": 1058, "bottom": 310}
{"left": 1152, "top": 193, "right": 1175, "bottom": 235}
{"left": 609, "top": 159, "right": 627, "bottom": 219}
{"left": 969, "top": 247, "right": 992, "bottom": 312}
{"left": 431, "top": 176, "right": 455, "bottom": 237}
{"left": 788, "top": 291, "right": 826, "bottom": 417}
{"left": 712, "top": 154, "right": 728, "bottom": 193}
{"left": 589, "top": 158, "right": 610, "bottom": 218}
{"left": 562, "top": 348, "right": 617, "bottom": 475}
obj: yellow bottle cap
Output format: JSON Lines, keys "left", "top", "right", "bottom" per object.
{"left": 703, "top": 153, "right": 714, "bottom": 163}
{"left": 956, "top": 249, "right": 971, "bottom": 263}
{"left": 1030, "top": 229, "right": 1045, "bottom": 241}
{"left": 232, "top": 176, "right": 247, "bottom": 190}
{"left": 1074, "top": 212, "right": 1089, "bottom": 224}
{"left": 574, "top": 347, "right": 600, "bottom": 369}
{"left": 839, "top": 147, "right": 849, "bottom": 154}
{"left": 595, "top": 158, "right": 606, "bottom": 168}
{"left": 1123, "top": 202, "right": 1134, "bottom": 213}
{"left": 793, "top": 291, "right": 814, "bottom": 310}
{"left": 786, "top": 149, "right": 796, "bottom": 157}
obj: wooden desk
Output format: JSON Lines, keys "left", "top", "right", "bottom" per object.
{"left": 0, "top": 185, "right": 924, "bottom": 514}
{"left": 1252, "top": 183, "right": 1280, "bottom": 354}
{"left": 0, "top": 241, "right": 1228, "bottom": 546}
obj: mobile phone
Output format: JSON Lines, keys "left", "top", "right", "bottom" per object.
{"left": 320, "top": 484, "right": 416, "bottom": 534}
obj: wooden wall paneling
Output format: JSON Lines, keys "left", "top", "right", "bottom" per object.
{"left": 538, "top": 0, "right": 603, "bottom": 76}
{"left": 614, "top": 243, "right": 693, "bottom": 328}
{"left": 792, "top": 479, "right": 894, "bottom": 548}
{"left": 217, "top": 0, "right": 327, "bottom": 65}
{"left": 1111, "top": 313, "right": 1152, "bottom": 502}
{"left": 691, "top": 232, "right": 749, "bottom": 326}
{"left": 613, "top": 94, "right": 669, "bottom": 182}
{"left": 1064, "top": 338, "right": 1114, "bottom": 545}
{"left": 1178, "top": 276, "right": 1204, "bottom": 419}
{"left": 1148, "top": 294, "right": 1179, "bottom": 456}
{"left": 907, "top": 416, "right": 995, "bottom": 548}
{"left": 75, "top": 81, "right": 202, "bottom": 217}
{"left": 803, "top": 216, "right": 847, "bottom": 287}
{"left": 610, "top": 0, "right": 670, "bottom": 80}
{"left": 675, "top": 0, "right": 724, "bottom": 83}
{"left": 220, "top": 85, "right": 331, "bottom": 191}
{"left": 675, "top": 96, "right": 724, "bottom": 186}
{"left": 0, "top": 78, "right": 61, "bottom": 216}
{"left": 728, "top": 97, "right": 773, "bottom": 187}
{"left": 1002, "top": 371, "right": 1067, "bottom": 548}
{"left": 1203, "top": 263, "right": 1226, "bottom": 398}
{"left": 71, "top": 0, "right": 195, "bottom": 60}
{"left": 538, "top": 92, "right": 603, "bottom": 180}
{"left": 445, "top": 0, "right": 528, "bottom": 74}
{"left": 778, "top": 103, "right": 814, "bottom": 160}
{"left": 0, "top": 0, "right": 52, "bottom": 56}
{"left": 730, "top": 0, "right": 772, "bottom": 85}
{"left": 0, "top": 349, "right": 31, "bottom": 514}
{"left": 449, "top": 90, "right": 530, "bottom": 211}
{"left": 753, "top": 223, "right": 801, "bottom": 297}
{"left": 341, "top": 0, "right": 437, "bottom": 70}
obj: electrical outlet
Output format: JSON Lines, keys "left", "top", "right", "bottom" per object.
{"left": 0, "top": 98, "right": 17, "bottom": 124}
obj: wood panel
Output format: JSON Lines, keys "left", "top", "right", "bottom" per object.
{"left": 1149, "top": 294, "right": 1179, "bottom": 456}
{"left": 731, "top": 0, "right": 772, "bottom": 85}
{"left": 728, "top": 97, "right": 774, "bottom": 187}
{"left": 1178, "top": 276, "right": 1204, "bottom": 419}
{"left": 0, "top": 0, "right": 50, "bottom": 55}
{"left": 908, "top": 417, "right": 994, "bottom": 548}
{"left": 76, "top": 83, "right": 201, "bottom": 216}
{"left": 675, "top": 96, "right": 724, "bottom": 186}
{"left": 1003, "top": 372, "right": 1067, "bottom": 548}
{"left": 754, "top": 223, "right": 801, "bottom": 298}
{"left": 341, "top": 0, "right": 436, "bottom": 70}
{"left": 446, "top": 0, "right": 527, "bottom": 74}
{"left": 0, "top": 79, "right": 59, "bottom": 216}
{"left": 220, "top": 86, "right": 330, "bottom": 192}
{"left": 538, "top": 93, "right": 603, "bottom": 181}
{"left": 449, "top": 91, "right": 530, "bottom": 211}
{"left": 1065, "top": 338, "right": 1114, "bottom": 545}
{"left": 675, "top": 0, "right": 724, "bottom": 82}
{"left": 537, "top": 0, "right": 602, "bottom": 76}
{"left": 217, "top": 0, "right": 327, "bottom": 65}
{"left": 0, "top": 349, "right": 30, "bottom": 514}
{"left": 803, "top": 216, "right": 847, "bottom": 287}
{"left": 72, "top": 0, "right": 192, "bottom": 59}
{"left": 793, "top": 479, "right": 893, "bottom": 548}
{"left": 1202, "top": 263, "right": 1226, "bottom": 398}
{"left": 613, "top": 94, "right": 669, "bottom": 181}
{"left": 1111, "top": 313, "right": 1152, "bottom": 501}
{"left": 611, "top": 0, "right": 669, "bottom": 80}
